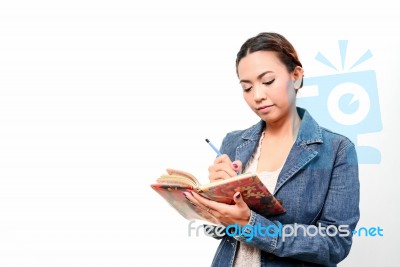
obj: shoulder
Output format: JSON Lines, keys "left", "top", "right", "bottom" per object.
{"left": 298, "top": 107, "right": 355, "bottom": 154}
{"left": 317, "top": 126, "right": 358, "bottom": 165}
{"left": 224, "top": 129, "right": 244, "bottom": 141}
{"left": 220, "top": 129, "right": 246, "bottom": 153}
{"left": 320, "top": 126, "right": 355, "bottom": 153}
{"left": 222, "top": 121, "right": 263, "bottom": 144}
{"left": 220, "top": 121, "right": 264, "bottom": 153}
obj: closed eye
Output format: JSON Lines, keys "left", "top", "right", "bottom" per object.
{"left": 243, "top": 87, "right": 252, "bottom": 93}
{"left": 262, "top": 79, "right": 275, "bottom": 86}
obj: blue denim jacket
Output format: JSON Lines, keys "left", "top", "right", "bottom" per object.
{"left": 210, "top": 107, "right": 360, "bottom": 267}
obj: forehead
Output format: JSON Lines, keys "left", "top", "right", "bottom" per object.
{"left": 237, "top": 51, "right": 285, "bottom": 79}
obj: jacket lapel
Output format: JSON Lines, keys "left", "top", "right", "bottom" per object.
{"left": 234, "top": 120, "right": 264, "bottom": 165}
{"left": 273, "top": 143, "right": 318, "bottom": 194}
{"left": 274, "top": 108, "right": 323, "bottom": 194}
{"left": 235, "top": 108, "right": 323, "bottom": 194}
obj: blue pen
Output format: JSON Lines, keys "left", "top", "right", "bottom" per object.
{"left": 205, "top": 138, "right": 240, "bottom": 175}
{"left": 205, "top": 139, "right": 222, "bottom": 157}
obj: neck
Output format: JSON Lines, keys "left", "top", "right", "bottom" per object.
{"left": 264, "top": 107, "right": 301, "bottom": 141}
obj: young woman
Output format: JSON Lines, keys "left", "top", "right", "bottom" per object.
{"left": 184, "top": 32, "right": 359, "bottom": 266}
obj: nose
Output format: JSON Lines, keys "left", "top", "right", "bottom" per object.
{"left": 253, "top": 83, "right": 266, "bottom": 102}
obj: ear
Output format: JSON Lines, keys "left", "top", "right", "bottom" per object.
{"left": 292, "top": 66, "right": 304, "bottom": 90}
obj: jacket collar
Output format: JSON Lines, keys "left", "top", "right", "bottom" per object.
{"left": 240, "top": 107, "right": 323, "bottom": 145}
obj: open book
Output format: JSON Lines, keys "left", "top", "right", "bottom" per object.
{"left": 151, "top": 169, "right": 286, "bottom": 225}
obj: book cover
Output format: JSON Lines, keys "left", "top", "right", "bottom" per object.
{"left": 151, "top": 170, "right": 286, "bottom": 224}
{"left": 150, "top": 183, "right": 221, "bottom": 225}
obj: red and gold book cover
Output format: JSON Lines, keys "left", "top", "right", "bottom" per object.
{"left": 198, "top": 174, "right": 286, "bottom": 217}
{"left": 151, "top": 173, "right": 285, "bottom": 223}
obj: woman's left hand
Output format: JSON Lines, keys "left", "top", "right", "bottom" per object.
{"left": 183, "top": 191, "right": 251, "bottom": 227}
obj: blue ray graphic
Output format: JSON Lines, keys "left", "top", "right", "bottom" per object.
{"left": 349, "top": 49, "right": 373, "bottom": 70}
{"left": 339, "top": 40, "right": 348, "bottom": 70}
{"left": 315, "top": 52, "right": 337, "bottom": 71}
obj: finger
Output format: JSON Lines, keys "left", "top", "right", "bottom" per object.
{"left": 217, "top": 167, "right": 237, "bottom": 178}
{"left": 233, "top": 192, "right": 251, "bottom": 225}
{"left": 212, "top": 163, "right": 237, "bottom": 177}
{"left": 184, "top": 192, "right": 222, "bottom": 224}
{"left": 232, "top": 160, "right": 243, "bottom": 174}
{"left": 184, "top": 191, "right": 210, "bottom": 212}
{"left": 208, "top": 164, "right": 226, "bottom": 178}
{"left": 190, "top": 191, "right": 225, "bottom": 212}
{"left": 233, "top": 192, "right": 246, "bottom": 207}
{"left": 209, "top": 170, "right": 234, "bottom": 182}
{"left": 208, "top": 161, "right": 237, "bottom": 180}
{"left": 213, "top": 154, "right": 232, "bottom": 165}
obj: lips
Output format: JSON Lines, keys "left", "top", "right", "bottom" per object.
{"left": 257, "top": 104, "right": 274, "bottom": 110}
{"left": 256, "top": 104, "right": 275, "bottom": 114}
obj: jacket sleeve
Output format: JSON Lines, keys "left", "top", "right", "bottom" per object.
{"left": 233, "top": 139, "right": 360, "bottom": 266}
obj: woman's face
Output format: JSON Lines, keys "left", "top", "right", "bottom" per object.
{"left": 237, "top": 51, "right": 300, "bottom": 123}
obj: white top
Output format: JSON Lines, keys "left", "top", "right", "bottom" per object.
{"left": 233, "top": 132, "right": 283, "bottom": 267}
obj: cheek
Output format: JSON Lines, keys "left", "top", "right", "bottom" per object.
{"left": 271, "top": 80, "right": 290, "bottom": 98}
{"left": 243, "top": 93, "right": 254, "bottom": 107}
{"left": 270, "top": 80, "right": 295, "bottom": 105}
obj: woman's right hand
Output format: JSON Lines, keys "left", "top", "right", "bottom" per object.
{"left": 208, "top": 154, "right": 242, "bottom": 182}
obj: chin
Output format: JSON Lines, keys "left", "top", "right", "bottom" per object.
{"left": 260, "top": 112, "right": 281, "bottom": 124}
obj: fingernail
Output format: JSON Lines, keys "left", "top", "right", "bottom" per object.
{"left": 235, "top": 192, "right": 241, "bottom": 199}
{"left": 232, "top": 163, "right": 238, "bottom": 169}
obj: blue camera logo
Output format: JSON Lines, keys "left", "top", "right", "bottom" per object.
{"left": 297, "top": 40, "right": 382, "bottom": 164}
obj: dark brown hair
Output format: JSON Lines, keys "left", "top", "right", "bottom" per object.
{"left": 236, "top": 32, "right": 303, "bottom": 79}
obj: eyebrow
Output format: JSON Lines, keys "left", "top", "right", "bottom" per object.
{"left": 239, "top": 71, "right": 273, "bottom": 84}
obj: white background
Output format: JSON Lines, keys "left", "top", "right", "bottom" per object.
{"left": 0, "top": 1, "right": 399, "bottom": 266}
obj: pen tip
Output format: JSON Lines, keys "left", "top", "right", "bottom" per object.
{"left": 205, "top": 138, "right": 210, "bottom": 143}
